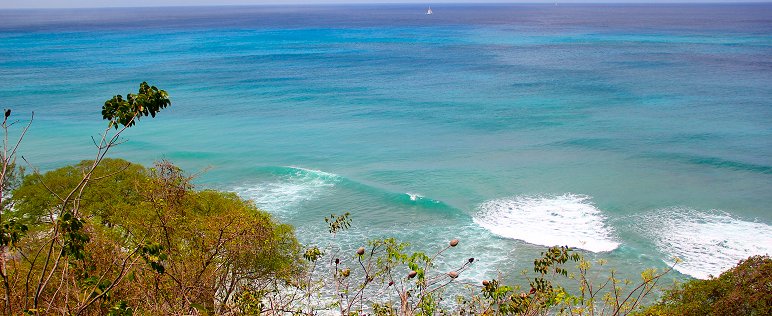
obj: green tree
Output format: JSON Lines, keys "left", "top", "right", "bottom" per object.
{"left": 8, "top": 160, "right": 302, "bottom": 315}
{"left": 10, "top": 158, "right": 146, "bottom": 228}
{"left": 118, "top": 161, "right": 302, "bottom": 315}
{"left": 0, "top": 82, "right": 170, "bottom": 314}
{"left": 2, "top": 82, "right": 303, "bottom": 315}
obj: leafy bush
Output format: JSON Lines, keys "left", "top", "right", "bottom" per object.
{"left": 8, "top": 159, "right": 302, "bottom": 315}
{"left": 638, "top": 255, "right": 772, "bottom": 316}
{"left": 0, "top": 83, "right": 302, "bottom": 315}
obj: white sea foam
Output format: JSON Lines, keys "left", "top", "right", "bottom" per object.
{"left": 288, "top": 166, "right": 340, "bottom": 179}
{"left": 234, "top": 167, "right": 340, "bottom": 214}
{"left": 639, "top": 208, "right": 772, "bottom": 279}
{"left": 406, "top": 192, "right": 421, "bottom": 201}
{"left": 473, "top": 194, "right": 619, "bottom": 252}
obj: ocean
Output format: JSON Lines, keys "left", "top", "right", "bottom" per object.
{"left": 1, "top": 3, "right": 771, "bottom": 283}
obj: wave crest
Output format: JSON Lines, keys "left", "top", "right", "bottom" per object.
{"left": 473, "top": 194, "right": 619, "bottom": 252}
{"left": 639, "top": 208, "right": 772, "bottom": 279}
{"left": 233, "top": 166, "right": 340, "bottom": 214}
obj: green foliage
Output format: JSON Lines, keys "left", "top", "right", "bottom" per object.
{"left": 639, "top": 255, "right": 772, "bottom": 316}
{"left": 107, "top": 301, "right": 133, "bottom": 316}
{"left": 0, "top": 162, "right": 24, "bottom": 211}
{"left": 0, "top": 83, "right": 173, "bottom": 315}
{"left": 102, "top": 82, "right": 170, "bottom": 129}
{"left": 79, "top": 275, "right": 111, "bottom": 300}
{"left": 0, "top": 218, "right": 27, "bottom": 247}
{"left": 469, "top": 246, "right": 677, "bottom": 316}
{"left": 533, "top": 245, "right": 581, "bottom": 277}
{"left": 234, "top": 287, "right": 267, "bottom": 315}
{"left": 58, "top": 211, "right": 89, "bottom": 260}
{"left": 473, "top": 246, "right": 581, "bottom": 315}
{"left": 417, "top": 292, "right": 437, "bottom": 316}
{"left": 372, "top": 303, "right": 397, "bottom": 316}
{"left": 117, "top": 161, "right": 301, "bottom": 313}
{"left": 325, "top": 212, "right": 351, "bottom": 235}
{"left": 280, "top": 214, "right": 476, "bottom": 315}
{"left": 139, "top": 242, "right": 167, "bottom": 274}
{"left": 9, "top": 158, "right": 146, "bottom": 227}
{"left": 304, "top": 246, "right": 324, "bottom": 262}
{"left": 7, "top": 159, "right": 302, "bottom": 315}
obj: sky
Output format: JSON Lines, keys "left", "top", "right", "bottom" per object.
{"left": 0, "top": 0, "right": 766, "bottom": 9}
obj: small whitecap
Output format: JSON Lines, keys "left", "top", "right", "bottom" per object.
{"left": 407, "top": 192, "right": 421, "bottom": 201}
{"left": 288, "top": 166, "right": 341, "bottom": 180}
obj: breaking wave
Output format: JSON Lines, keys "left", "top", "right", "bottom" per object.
{"left": 233, "top": 166, "right": 340, "bottom": 214}
{"left": 638, "top": 208, "right": 772, "bottom": 279}
{"left": 473, "top": 194, "right": 619, "bottom": 252}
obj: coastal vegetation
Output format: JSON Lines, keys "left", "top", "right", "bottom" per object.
{"left": 637, "top": 255, "right": 772, "bottom": 316}
{"left": 7, "top": 158, "right": 300, "bottom": 315}
{"left": 1, "top": 83, "right": 768, "bottom": 315}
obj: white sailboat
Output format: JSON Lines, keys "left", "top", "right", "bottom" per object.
{"left": 426, "top": 6, "right": 433, "bottom": 15}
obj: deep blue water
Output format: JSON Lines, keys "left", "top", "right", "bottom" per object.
{"left": 1, "top": 3, "right": 771, "bottom": 281}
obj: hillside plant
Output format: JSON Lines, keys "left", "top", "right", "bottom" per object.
{"left": 0, "top": 82, "right": 172, "bottom": 314}
{"left": 637, "top": 255, "right": 772, "bottom": 316}
{"left": 0, "top": 83, "right": 299, "bottom": 315}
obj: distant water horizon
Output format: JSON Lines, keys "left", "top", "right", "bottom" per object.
{"left": 1, "top": 3, "right": 770, "bottom": 282}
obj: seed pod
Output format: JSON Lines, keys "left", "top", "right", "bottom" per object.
{"left": 408, "top": 270, "right": 417, "bottom": 279}
{"left": 482, "top": 280, "right": 490, "bottom": 286}
{"left": 449, "top": 239, "right": 459, "bottom": 247}
{"left": 341, "top": 268, "right": 351, "bottom": 277}
{"left": 356, "top": 247, "right": 365, "bottom": 255}
{"left": 468, "top": 257, "right": 474, "bottom": 263}
{"left": 447, "top": 271, "right": 459, "bottom": 279}
{"left": 388, "top": 281, "right": 394, "bottom": 286}
{"left": 335, "top": 258, "right": 340, "bottom": 265}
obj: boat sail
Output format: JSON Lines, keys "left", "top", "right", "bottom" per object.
{"left": 426, "top": 6, "right": 433, "bottom": 15}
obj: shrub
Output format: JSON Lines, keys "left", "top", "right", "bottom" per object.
{"left": 638, "top": 255, "right": 772, "bottom": 316}
{"left": 9, "top": 159, "right": 302, "bottom": 315}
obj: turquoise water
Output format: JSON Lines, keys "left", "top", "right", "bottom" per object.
{"left": 1, "top": 4, "right": 771, "bottom": 282}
